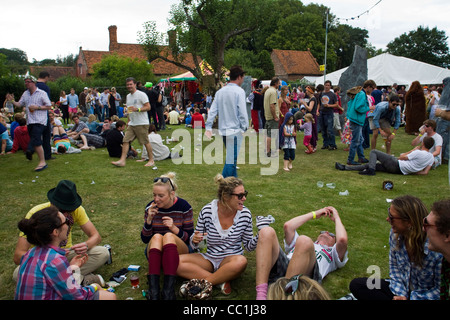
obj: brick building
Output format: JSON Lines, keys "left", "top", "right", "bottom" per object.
{"left": 271, "top": 49, "right": 322, "bottom": 82}
{"left": 76, "top": 25, "right": 198, "bottom": 79}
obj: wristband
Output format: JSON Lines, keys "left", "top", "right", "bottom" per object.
{"left": 392, "top": 133, "right": 396, "bottom": 136}
{"left": 312, "top": 211, "right": 316, "bottom": 219}
{"left": 419, "top": 134, "right": 423, "bottom": 137}
{"left": 138, "top": 107, "right": 141, "bottom": 112}
{"left": 89, "top": 284, "right": 98, "bottom": 292}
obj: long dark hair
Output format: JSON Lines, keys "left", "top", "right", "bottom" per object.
{"left": 391, "top": 195, "right": 428, "bottom": 267}
{"left": 18, "top": 206, "right": 61, "bottom": 247}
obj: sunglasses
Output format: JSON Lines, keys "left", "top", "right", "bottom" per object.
{"left": 284, "top": 274, "right": 303, "bottom": 295}
{"left": 154, "top": 177, "right": 174, "bottom": 190}
{"left": 387, "top": 208, "right": 407, "bottom": 222}
{"left": 57, "top": 217, "right": 70, "bottom": 229}
{"left": 423, "top": 217, "right": 436, "bottom": 231}
{"left": 231, "top": 190, "right": 248, "bottom": 200}
{"left": 320, "top": 231, "right": 336, "bottom": 238}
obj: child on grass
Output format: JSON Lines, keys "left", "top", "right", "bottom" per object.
{"left": 299, "top": 113, "right": 315, "bottom": 154}
{"left": 280, "top": 112, "right": 296, "bottom": 171}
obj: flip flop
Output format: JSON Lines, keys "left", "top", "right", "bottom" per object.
{"left": 34, "top": 164, "right": 48, "bottom": 172}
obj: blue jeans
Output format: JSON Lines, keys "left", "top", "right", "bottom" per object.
{"left": 348, "top": 121, "right": 366, "bottom": 162}
{"left": 222, "top": 133, "right": 243, "bottom": 178}
{"left": 102, "top": 104, "right": 109, "bottom": 120}
{"left": 319, "top": 112, "right": 336, "bottom": 147}
{"left": 436, "top": 117, "right": 449, "bottom": 161}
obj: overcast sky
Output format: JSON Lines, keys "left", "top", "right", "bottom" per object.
{"left": 1, "top": 0, "right": 449, "bottom": 62}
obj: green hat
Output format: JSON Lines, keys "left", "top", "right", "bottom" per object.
{"left": 144, "top": 82, "right": 153, "bottom": 88}
{"left": 47, "top": 180, "right": 82, "bottom": 211}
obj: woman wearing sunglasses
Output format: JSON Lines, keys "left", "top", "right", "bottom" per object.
{"left": 15, "top": 206, "right": 116, "bottom": 300}
{"left": 176, "top": 174, "right": 258, "bottom": 299}
{"left": 350, "top": 195, "right": 443, "bottom": 300}
{"left": 141, "top": 172, "right": 194, "bottom": 300}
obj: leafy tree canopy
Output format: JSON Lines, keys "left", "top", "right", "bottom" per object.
{"left": 386, "top": 26, "right": 450, "bottom": 68}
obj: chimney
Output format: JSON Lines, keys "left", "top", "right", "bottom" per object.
{"left": 168, "top": 30, "right": 177, "bottom": 48}
{"left": 109, "top": 25, "right": 118, "bottom": 51}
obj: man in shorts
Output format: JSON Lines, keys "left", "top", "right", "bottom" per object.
{"left": 10, "top": 76, "right": 52, "bottom": 171}
{"left": 369, "top": 94, "right": 401, "bottom": 155}
{"left": 255, "top": 207, "right": 348, "bottom": 300}
{"left": 264, "top": 77, "right": 280, "bottom": 157}
{"left": 111, "top": 77, "right": 154, "bottom": 167}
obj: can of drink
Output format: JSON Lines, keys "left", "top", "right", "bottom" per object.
{"left": 104, "top": 244, "right": 112, "bottom": 265}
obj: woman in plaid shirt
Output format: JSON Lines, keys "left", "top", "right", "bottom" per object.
{"left": 15, "top": 206, "right": 116, "bottom": 300}
{"left": 350, "top": 195, "right": 442, "bottom": 300}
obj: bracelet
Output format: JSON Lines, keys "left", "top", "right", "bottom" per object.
{"left": 312, "top": 211, "right": 316, "bottom": 219}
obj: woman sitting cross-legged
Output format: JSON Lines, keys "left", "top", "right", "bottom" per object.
{"left": 176, "top": 174, "right": 259, "bottom": 299}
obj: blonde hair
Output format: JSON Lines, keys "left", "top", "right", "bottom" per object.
{"left": 267, "top": 276, "right": 331, "bottom": 300}
{"left": 304, "top": 113, "right": 315, "bottom": 123}
{"left": 153, "top": 172, "right": 178, "bottom": 194}
{"left": 111, "top": 115, "right": 119, "bottom": 122}
{"left": 214, "top": 174, "right": 243, "bottom": 207}
{"left": 88, "top": 114, "right": 96, "bottom": 122}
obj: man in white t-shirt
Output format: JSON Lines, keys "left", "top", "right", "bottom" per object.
{"left": 335, "top": 136, "right": 435, "bottom": 176}
{"left": 111, "top": 77, "right": 154, "bottom": 167}
{"left": 254, "top": 206, "right": 348, "bottom": 300}
{"left": 411, "top": 119, "right": 443, "bottom": 168}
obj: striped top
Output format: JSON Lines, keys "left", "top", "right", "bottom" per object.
{"left": 141, "top": 197, "right": 194, "bottom": 246}
{"left": 190, "top": 199, "right": 258, "bottom": 258}
{"left": 15, "top": 245, "right": 95, "bottom": 300}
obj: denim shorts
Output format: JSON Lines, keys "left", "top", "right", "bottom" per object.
{"left": 27, "top": 124, "right": 46, "bottom": 147}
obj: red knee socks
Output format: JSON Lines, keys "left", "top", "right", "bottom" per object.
{"left": 148, "top": 243, "right": 179, "bottom": 276}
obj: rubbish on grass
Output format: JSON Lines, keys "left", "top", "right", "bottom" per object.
{"left": 317, "top": 181, "right": 324, "bottom": 188}
{"left": 339, "top": 190, "right": 349, "bottom": 196}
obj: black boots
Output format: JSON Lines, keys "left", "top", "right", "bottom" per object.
{"left": 146, "top": 274, "right": 177, "bottom": 300}
{"left": 162, "top": 275, "right": 177, "bottom": 300}
{"left": 146, "top": 274, "right": 160, "bottom": 300}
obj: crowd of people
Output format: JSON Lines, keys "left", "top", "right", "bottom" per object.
{"left": 2, "top": 69, "right": 450, "bottom": 300}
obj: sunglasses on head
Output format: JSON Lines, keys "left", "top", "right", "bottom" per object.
{"left": 154, "top": 177, "right": 174, "bottom": 190}
{"left": 231, "top": 190, "right": 248, "bottom": 200}
{"left": 284, "top": 274, "right": 303, "bottom": 295}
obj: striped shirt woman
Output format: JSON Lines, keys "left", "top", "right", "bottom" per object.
{"left": 191, "top": 199, "right": 258, "bottom": 259}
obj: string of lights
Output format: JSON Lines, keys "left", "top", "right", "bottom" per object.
{"left": 338, "top": 0, "right": 383, "bottom": 22}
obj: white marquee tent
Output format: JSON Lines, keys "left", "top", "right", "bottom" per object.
{"left": 312, "top": 53, "right": 450, "bottom": 87}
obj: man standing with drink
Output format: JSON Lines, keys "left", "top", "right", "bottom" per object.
{"left": 111, "top": 77, "right": 154, "bottom": 167}
{"left": 9, "top": 76, "right": 52, "bottom": 171}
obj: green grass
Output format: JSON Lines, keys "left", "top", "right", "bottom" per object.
{"left": 0, "top": 123, "right": 448, "bottom": 300}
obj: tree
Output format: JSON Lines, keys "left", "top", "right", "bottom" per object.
{"left": 386, "top": 26, "right": 450, "bottom": 68}
{"left": 92, "top": 54, "right": 154, "bottom": 85}
{"left": 139, "top": 0, "right": 265, "bottom": 89}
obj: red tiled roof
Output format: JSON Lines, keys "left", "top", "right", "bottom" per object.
{"left": 272, "top": 49, "right": 322, "bottom": 76}
{"left": 81, "top": 44, "right": 198, "bottom": 77}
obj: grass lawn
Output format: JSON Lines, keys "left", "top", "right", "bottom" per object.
{"left": 0, "top": 123, "right": 448, "bottom": 300}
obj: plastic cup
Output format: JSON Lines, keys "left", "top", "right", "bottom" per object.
{"left": 317, "top": 181, "right": 324, "bottom": 188}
